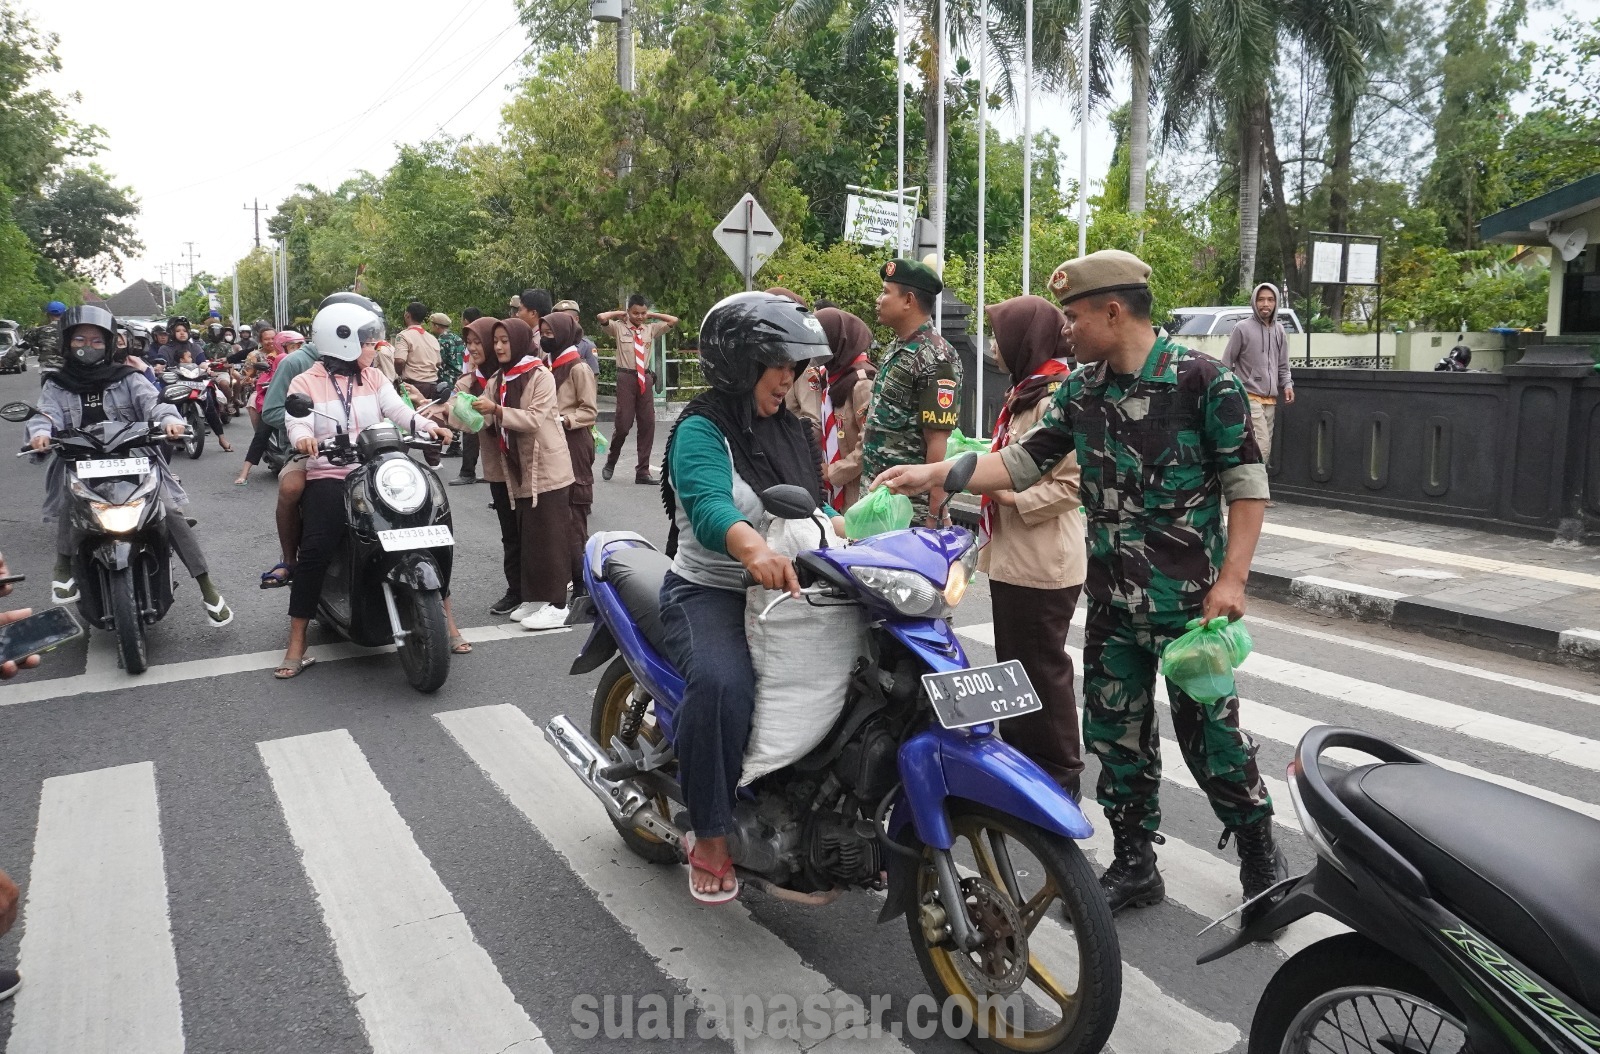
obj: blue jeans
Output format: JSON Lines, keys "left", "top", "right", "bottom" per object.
{"left": 660, "top": 571, "right": 754, "bottom": 838}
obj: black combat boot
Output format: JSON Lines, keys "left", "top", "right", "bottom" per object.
{"left": 1227, "top": 816, "right": 1290, "bottom": 929}
{"left": 1099, "top": 825, "right": 1166, "bottom": 912}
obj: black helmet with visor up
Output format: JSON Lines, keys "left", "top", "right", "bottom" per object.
{"left": 696, "top": 291, "right": 829, "bottom": 394}
{"left": 59, "top": 305, "right": 119, "bottom": 369}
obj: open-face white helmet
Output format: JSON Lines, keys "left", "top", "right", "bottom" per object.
{"left": 310, "top": 302, "right": 385, "bottom": 362}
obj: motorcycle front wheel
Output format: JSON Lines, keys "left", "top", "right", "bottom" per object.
{"left": 183, "top": 406, "right": 204, "bottom": 459}
{"left": 394, "top": 585, "right": 449, "bottom": 693}
{"left": 907, "top": 802, "right": 1121, "bottom": 1054}
{"left": 109, "top": 565, "right": 148, "bottom": 674}
{"left": 1249, "top": 933, "right": 1467, "bottom": 1054}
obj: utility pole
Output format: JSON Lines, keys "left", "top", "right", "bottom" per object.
{"left": 183, "top": 243, "right": 198, "bottom": 286}
{"left": 242, "top": 199, "right": 264, "bottom": 249}
{"left": 617, "top": 0, "right": 634, "bottom": 180}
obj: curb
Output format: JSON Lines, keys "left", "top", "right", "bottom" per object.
{"left": 1248, "top": 567, "right": 1600, "bottom": 672}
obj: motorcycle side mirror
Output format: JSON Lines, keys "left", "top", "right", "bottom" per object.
{"left": 943, "top": 451, "right": 980, "bottom": 496}
{"left": 760, "top": 484, "right": 818, "bottom": 521}
{"left": 0, "top": 401, "right": 37, "bottom": 423}
{"left": 284, "top": 393, "right": 314, "bottom": 418}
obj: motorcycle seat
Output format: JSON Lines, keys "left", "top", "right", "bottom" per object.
{"left": 601, "top": 546, "right": 673, "bottom": 659}
{"left": 1335, "top": 762, "right": 1600, "bottom": 1010}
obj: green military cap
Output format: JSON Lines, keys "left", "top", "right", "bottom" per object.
{"left": 1046, "top": 248, "right": 1152, "bottom": 306}
{"left": 880, "top": 257, "right": 944, "bottom": 297}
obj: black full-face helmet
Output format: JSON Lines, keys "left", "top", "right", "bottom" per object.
{"left": 697, "top": 292, "right": 829, "bottom": 394}
{"left": 59, "top": 305, "right": 118, "bottom": 369}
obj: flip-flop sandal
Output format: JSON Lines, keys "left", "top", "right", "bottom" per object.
{"left": 204, "top": 596, "right": 234, "bottom": 627}
{"left": 234, "top": 477, "right": 249, "bottom": 486}
{"left": 683, "top": 832, "right": 739, "bottom": 905}
{"left": 274, "top": 656, "right": 317, "bottom": 680}
{"left": 260, "top": 563, "right": 293, "bottom": 588}
{"left": 450, "top": 635, "right": 472, "bottom": 654}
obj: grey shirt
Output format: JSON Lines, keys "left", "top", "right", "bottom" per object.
{"left": 1220, "top": 316, "right": 1292, "bottom": 398}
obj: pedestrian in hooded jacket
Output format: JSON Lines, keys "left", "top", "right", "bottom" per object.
{"left": 1220, "top": 283, "right": 1294, "bottom": 468}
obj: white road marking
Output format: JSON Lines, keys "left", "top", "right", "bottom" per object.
{"left": 0, "top": 623, "right": 573, "bottom": 707}
{"left": 1258, "top": 522, "right": 1600, "bottom": 591}
{"left": 257, "top": 729, "right": 548, "bottom": 1054}
{"left": 437, "top": 703, "right": 915, "bottom": 1054}
{"left": 8, "top": 762, "right": 185, "bottom": 1054}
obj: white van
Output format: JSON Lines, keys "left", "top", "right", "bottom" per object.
{"left": 1165, "top": 306, "right": 1305, "bottom": 337}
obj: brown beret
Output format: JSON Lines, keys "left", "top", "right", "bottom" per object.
{"left": 1046, "top": 249, "right": 1152, "bottom": 306}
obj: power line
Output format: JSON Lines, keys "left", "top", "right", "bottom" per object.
{"left": 426, "top": 43, "right": 535, "bottom": 141}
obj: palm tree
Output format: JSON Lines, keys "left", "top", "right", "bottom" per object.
{"left": 781, "top": 0, "right": 1080, "bottom": 241}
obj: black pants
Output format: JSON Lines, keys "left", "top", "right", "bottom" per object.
{"left": 288, "top": 478, "right": 347, "bottom": 619}
{"left": 245, "top": 421, "right": 274, "bottom": 464}
{"left": 459, "top": 432, "right": 479, "bottom": 477}
{"left": 489, "top": 481, "right": 521, "bottom": 602}
{"left": 991, "top": 581, "right": 1084, "bottom": 798}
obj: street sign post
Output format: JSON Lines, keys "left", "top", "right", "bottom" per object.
{"left": 714, "top": 193, "right": 783, "bottom": 291}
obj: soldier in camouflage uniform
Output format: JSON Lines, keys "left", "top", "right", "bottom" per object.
{"left": 861, "top": 258, "right": 962, "bottom": 524}
{"left": 875, "top": 249, "right": 1288, "bottom": 927}
{"left": 25, "top": 301, "right": 66, "bottom": 378}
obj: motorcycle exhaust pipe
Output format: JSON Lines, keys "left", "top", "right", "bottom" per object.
{"left": 544, "top": 715, "right": 682, "bottom": 849}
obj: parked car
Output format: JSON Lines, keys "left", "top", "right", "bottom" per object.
{"left": 0, "top": 321, "right": 24, "bottom": 374}
{"left": 1165, "top": 306, "right": 1304, "bottom": 337}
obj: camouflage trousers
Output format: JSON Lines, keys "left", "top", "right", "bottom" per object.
{"left": 1082, "top": 601, "right": 1273, "bottom": 833}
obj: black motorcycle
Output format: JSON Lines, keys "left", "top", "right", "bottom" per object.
{"left": 283, "top": 393, "right": 454, "bottom": 692}
{"left": 2, "top": 401, "right": 192, "bottom": 674}
{"left": 1201, "top": 725, "right": 1600, "bottom": 1054}
{"left": 158, "top": 363, "right": 224, "bottom": 459}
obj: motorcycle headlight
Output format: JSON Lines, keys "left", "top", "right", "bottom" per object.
{"left": 91, "top": 499, "right": 145, "bottom": 534}
{"left": 944, "top": 539, "right": 978, "bottom": 608}
{"left": 373, "top": 458, "right": 427, "bottom": 514}
{"left": 850, "top": 566, "right": 946, "bottom": 618}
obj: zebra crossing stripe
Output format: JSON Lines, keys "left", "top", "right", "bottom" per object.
{"left": 8, "top": 762, "right": 185, "bottom": 1054}
{"left": 257, "top": 729, "right": 548, "bottom": 1054}
{"left": 436, "top": 703, "right": 916, "bottom": 1053}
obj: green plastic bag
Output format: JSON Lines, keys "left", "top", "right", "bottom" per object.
{"left": 1160, "top": 617, "right": 1254, "bottom": 709}
{"left": 592, "top": 426, "right": 609, "bottom": 456}
{"left": 450, "top": 391, "right": 485, "bottom": 432}
{"left": 844, "top": 485, "right": 914, "bottom": 539}
{"left": 943, "top": 427, "right": 991, "bottom": 458}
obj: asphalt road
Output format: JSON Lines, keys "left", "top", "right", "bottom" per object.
{"left": 0, "top": 368, "right": 1595, "bottom": 1054}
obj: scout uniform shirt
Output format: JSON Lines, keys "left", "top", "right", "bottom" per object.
{"left": 604, "top": 318, "right": 673, "bottom": 375}
{"left": 860, "top": 320, "right": 963, "bottom": 506}
{"left": 997, "top": 337, "right": 1268, "bottom": 614}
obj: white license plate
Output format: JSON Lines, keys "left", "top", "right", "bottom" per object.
{"left": 378, "top": 525, "right": 454, "bottom": 552}
{"left": 76, "top": 457, "right": 151, "bottom": 479}
{"left": 921, "top": 660, "right": 1042, "bottom": 730}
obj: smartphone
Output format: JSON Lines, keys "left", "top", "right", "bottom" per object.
{"left": 0, "top": 608, "right": 84, "bottom": 666}
{"left": 0, "top": 574, "right": 24, "bottom": 587}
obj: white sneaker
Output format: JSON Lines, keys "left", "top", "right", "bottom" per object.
{"left": 507, "top": 601, "right": 542, "bottom": 622}
{"left": 520, "top": 605, "right": 570, "bottom": 631}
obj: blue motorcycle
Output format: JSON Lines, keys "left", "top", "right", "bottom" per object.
{"left": 547, "top": 455, "right": 1121, "bottom": 1053}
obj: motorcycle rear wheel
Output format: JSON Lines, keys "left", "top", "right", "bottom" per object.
{"left": 907, "top": 802, "right": 1120, "bottom": 1054}
{"left": 395, "top": 585, "right": 449, "bottom": 693}
{"left": 184, "top": 406, "right": 204, "bottom": 459}
{"left": 1249, "top": 933, "right": 1466, "bottom": 1054}
{"left": 109, "top": 566, "right": 148, "bottom": 675}
{"left": 589, "top": 657, "right": 679, "bottom": 864}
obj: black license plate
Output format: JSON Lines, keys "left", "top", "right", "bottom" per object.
{"left": 921, "top": 660, "right": 1042, "bottom": 730}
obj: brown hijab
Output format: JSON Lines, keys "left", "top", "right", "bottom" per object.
{"left": 815, "top": 307, "right": 876, "bottom": 408}
{"left": 491, "top": 316, "right": 544, "bottom": 481}
{"left": 541, "top": 311, "right": 585, "bottom": 390}
{"left": 986, "top": 295, "right": 1073, "bottom": 414}
{"left": 463, "top": 316, "right": 499, "bottom": 395}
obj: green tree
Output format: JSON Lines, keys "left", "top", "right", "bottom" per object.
{"left": 0, "top": 187, "right": 45, "bottom": 320}
{"left": 13, "top": 165, "right": 142, "bottom": 283}
{"left": 1500, "top": 15, "right": 1600, "bottom": 204}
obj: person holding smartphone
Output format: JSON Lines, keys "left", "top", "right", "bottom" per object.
{"left": 0, "top": 552, "right": 40, "bottom": 679}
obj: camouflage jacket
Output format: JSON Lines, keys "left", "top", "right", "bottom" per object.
{"left": 999, "top": 338, "right": 1269, "bottom": 614}
{"left": 860, "top": 320, "right": 962, "bottom": 492}
{"left": 26, "top": 323, "right": 61, "bottom": 371}
{"left": 437, "top": 331, "right": 465, "bottom": 392}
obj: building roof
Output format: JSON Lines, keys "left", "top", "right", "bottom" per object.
{"left": 100, "top": 279, "right": 171, "bottom": 319}
{"left": 1480, "top": 173, "right": 1600, "bottom": 245}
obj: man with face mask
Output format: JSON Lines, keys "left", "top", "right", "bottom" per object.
{"left": 27, "top": 306, "right": 231, "bottom": 624}
{"left": 1220, "top": 283, "right": 1294, "bottom": 467}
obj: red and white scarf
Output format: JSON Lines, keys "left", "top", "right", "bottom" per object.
{"left": 549, "top": 347, "right": 581, "bottom": 371}
{"left": 494, "top": 355, "right": 546, "bottom": 454}
{"left": 820, "top": 354, "right": 867, "bottom": 507}
{"left": 978, "top": 358, "right": 1071, "bottom": 548}
{"left": 630, "top": 325, "right": 650, "bottom": 392}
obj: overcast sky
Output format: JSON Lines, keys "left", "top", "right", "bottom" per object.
{"left": 38, "top": 0, "right": 1145, "bottom": 293}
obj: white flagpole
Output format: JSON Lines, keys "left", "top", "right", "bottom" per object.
{"left": 896, "top": 0, "right": 906, "bottom": 255}
{"left": 934, "top": 0, "right": 947, "bottom": 330}
{"left": 975, "top": 0, "right": 988, "bottom": 439}
{"left": 1022, "top": 0, "right": 1033, "bottom": 294}
{"left": 1078, "top": 0, "right": 1091, "bottom": 258}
